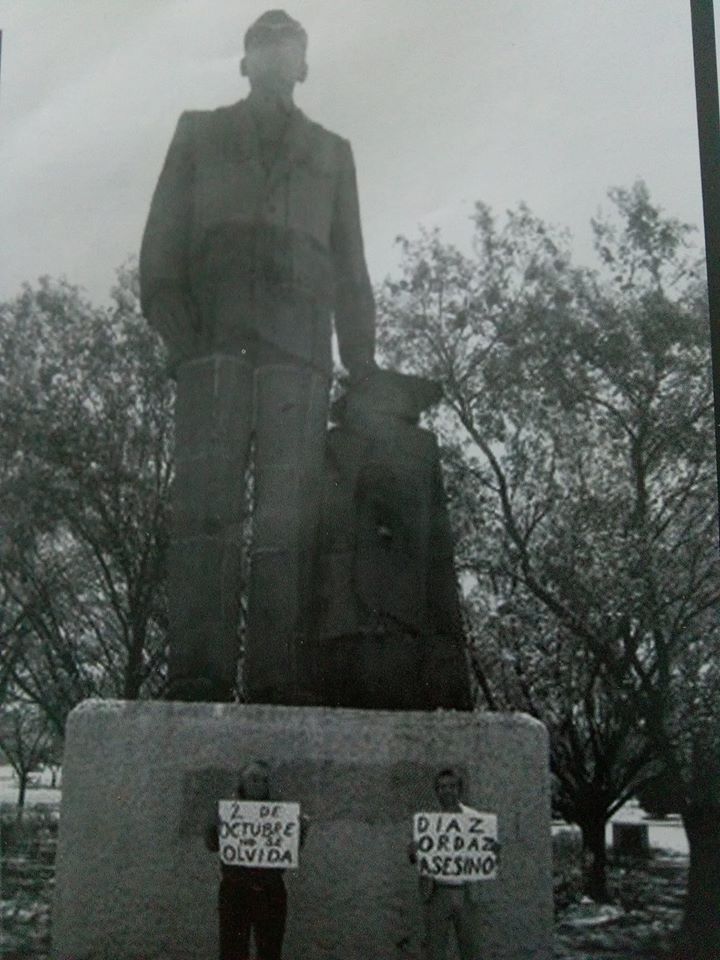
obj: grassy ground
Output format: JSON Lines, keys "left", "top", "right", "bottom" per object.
{"left": 0, "top": 802, "right": 689, "bottom": 959}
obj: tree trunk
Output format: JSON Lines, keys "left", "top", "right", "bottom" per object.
{"left": 16, "top": 770, "right": 28, "bottom": 819}
{"left": 123, "top": 624, "right": 146, "bottom": 700}
{"left": 675, "top": 804, "right": 720, "bottom": 959}
{"left": 580, "top": 812, "right": 610, "bottom": 902}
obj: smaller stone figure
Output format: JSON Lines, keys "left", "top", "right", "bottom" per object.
{"left": 408, "top": 768, "right": 490, "bottom": 960}
{"left": 311, "top": 369, "right": 473, "bottom": 709}
{"left": 205, "top": 760, "right": 307, "bottom": 960}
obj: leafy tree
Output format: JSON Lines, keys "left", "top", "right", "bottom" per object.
{"left": 377, "top": 182, "right": 719, "bottom": 944}
{"left": 636, "top": 771, "right": 682, "bottom": 818}
{"left": 0, "top": 265, "right": 174, "bottom": 731}
{"left": 0, "top": 700, "right": 54, "bottom": 814}
{"left": 469, "top": 597, "right": 659, "bottom": 900}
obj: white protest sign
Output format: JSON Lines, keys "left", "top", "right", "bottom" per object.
{"left": 218, "top": 801, "right": 300, "bottom": 869}
{"left": 413, "top": 810, "right": 498, "bottom": 881}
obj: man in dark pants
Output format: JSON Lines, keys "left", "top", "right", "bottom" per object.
{"left": 206, "top": 759, "right": 306, "bottom": 960}
{"left": 139, "top": 10, "right": 376, "bottom": 703}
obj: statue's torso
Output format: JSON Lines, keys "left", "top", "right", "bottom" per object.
{"left": 183, "top": 101, "right": 345, "bottom": 367}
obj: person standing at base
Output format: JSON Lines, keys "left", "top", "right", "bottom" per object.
{"left": 408, "top": 767, "right": 489, "bottom": 960}
{"left": 205, "top": 759, "right": 306, "bottom": 960}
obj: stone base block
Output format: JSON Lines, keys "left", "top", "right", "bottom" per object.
{"left": 52, "top": 701, "right": 552, "bottom": 960}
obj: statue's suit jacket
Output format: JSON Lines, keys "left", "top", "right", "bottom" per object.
{"left": 139, "top": 99, "right": 375, "bottom": 373}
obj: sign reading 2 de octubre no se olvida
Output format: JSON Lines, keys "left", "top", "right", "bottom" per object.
{"left": 218, "top": 800, "right": 300, "bottom": 869}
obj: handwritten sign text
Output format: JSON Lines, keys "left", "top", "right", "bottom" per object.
{"left": 413, "top": 810, "right": 498, "bottom": 881}
{"left": 218, "top": 801, "right": 300, "bottom": 869}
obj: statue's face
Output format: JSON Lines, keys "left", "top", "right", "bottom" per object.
{"left": 242, "top": 37, "right": 307, "bottom": 92}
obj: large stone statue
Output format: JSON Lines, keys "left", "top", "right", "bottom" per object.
{"left": 139, "top": 10, "right": 376, "bottom": 703}
{"left": 53, "top": 16, "right": 550, "bottom": 960}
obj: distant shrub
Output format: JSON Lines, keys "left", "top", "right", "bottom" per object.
{"left": 0, "top": 803, "right": 60, "bottom": 857}
{"left": 552, "top": 825, "right": 584, "bottom": 912}
{"left": 637, "top": 775, "right": 683, "bottom": 819}
{"left": 613, "top": 865, "right": 649, "bottom": 911}
{"left": 0, "top": 803, "right": 56, "bottom": 959}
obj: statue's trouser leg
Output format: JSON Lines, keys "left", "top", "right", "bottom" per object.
{"left": 168, "top": 355, "right": 253, "bottom": 701}
{"left": 243, "top": 364, "right": 329, "bottom": 704}
{"left": 168, "top": 354, "right": 329, "bottom": 703}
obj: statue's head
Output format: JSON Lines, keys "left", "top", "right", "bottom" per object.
{"left": 241, "top": 10, "right": 308, "bottom": 92}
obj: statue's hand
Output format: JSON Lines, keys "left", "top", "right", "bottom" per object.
{"left": 149, "top": 289, "right": 200, "bottom": 374}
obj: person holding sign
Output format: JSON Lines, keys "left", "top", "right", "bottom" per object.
{"left": 205, "top": 759, "right": 307, "bottom": 960}
{"left": 408, "top": 767, "right": 500, "bottom": 960}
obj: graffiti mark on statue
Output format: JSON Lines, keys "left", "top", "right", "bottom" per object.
{"left": 413, "top": 811, "right": 499, "bottom": 881}
{"left": 218, "top": 800, "right": 300, "bottom": 868}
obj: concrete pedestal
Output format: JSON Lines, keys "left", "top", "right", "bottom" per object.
{"left": 52, "top": 701, "right": 552, "bottom": 960}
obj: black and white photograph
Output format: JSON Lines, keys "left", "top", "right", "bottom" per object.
{"left": 1, "top": 2, "right": 718, "bottom": 959}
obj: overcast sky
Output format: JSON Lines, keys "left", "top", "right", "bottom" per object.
{"left": 0, "top": 1, "right": 711, "bottom": 305}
